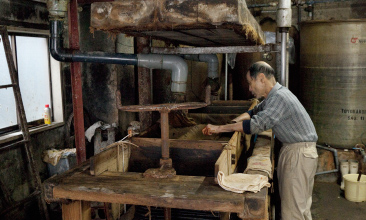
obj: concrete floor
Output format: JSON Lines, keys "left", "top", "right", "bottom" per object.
{"left": 311, "top": 182, "right": 366, "bottom": 220}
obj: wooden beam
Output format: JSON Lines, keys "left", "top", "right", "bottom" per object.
{"left": 131, "top": 137, "right": 225, "bottom": 151}
{"left": 214, "top": 131, "right": 244, "bottom": 181}
{"left": 215, "top": 149, "right": 230, "bottom": 182}
{"left": 62, "top": 200, "right": 91, "bottom": 220}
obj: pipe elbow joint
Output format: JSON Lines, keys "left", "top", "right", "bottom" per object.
{"left": 138, "top": 54, "right": 188, "bottom": 93}
{"left": 50, "top": 47, "right": 72, "bottom": 62}
{"left": 166, "top": 55, "right": 188, "bottom": 94}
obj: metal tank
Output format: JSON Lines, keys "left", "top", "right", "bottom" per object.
{"left": 300, "top": 20, "right": 366, "bottom": 148}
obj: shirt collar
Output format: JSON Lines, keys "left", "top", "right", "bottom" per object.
{"left": 266, "top": 82, "right": 282, "bottom": 100}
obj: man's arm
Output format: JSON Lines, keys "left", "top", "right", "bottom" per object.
{"left": 202, "top": 122, "right": 244, "bottom": 135}
{"left": 231, "top": 112, "right": 251, "bottom": 123}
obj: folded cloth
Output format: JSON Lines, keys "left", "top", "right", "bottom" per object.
{"left": 217, "top": 171, "right": 270, "bottom": 193}
{"left": 252, "top": 144, "right": 271, "bottom": 157}
{"left": 244, "top": 155, "right": 272, "bottom": 179}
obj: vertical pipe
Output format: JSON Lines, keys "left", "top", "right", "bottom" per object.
{"left": 229, "top": 71, "right": 233, "bottom": 100}
{"left": 164, "top": 208, "right": 171, "bottom": 220}
{"left": 225, "top": 53, "right": 228, "bottom": 100}
{"left": 69, "top": 0, "right": 86, "bottom": 164}
{"left": 160, "top": 111, "right": 170, "bottom": 160}
{"left": 280, "top": 31, "right": 289, "bottom": 87}
{"left": 136, "top": 37, "right": 152, "bottom": 131}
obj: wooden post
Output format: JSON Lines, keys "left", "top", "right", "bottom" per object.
{"left": 62, "top": 200, "right": 91, "bottom": 220}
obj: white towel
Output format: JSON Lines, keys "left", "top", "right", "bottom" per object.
{"left": 245, "top": 155, "right": 273, "bottom": 179}
{"left": 217, "top": 171, "right": 270, "bottom": 193}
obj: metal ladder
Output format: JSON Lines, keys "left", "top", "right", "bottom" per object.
{"left": 0, "top": 26, "right": 49, "bottom": 220}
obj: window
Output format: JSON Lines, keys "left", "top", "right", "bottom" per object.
{"left": 0, "top": 30, "right": 63, "bottom": 135}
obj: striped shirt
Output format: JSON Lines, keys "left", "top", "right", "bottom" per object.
{"left": 242, "top": 83, "right": 318, "bottom": 143}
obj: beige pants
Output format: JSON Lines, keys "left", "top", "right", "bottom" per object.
{"left": 277, "top": 142, "right": 318, "bottom": 220}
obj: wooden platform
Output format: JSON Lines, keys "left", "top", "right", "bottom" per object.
{"left": 90, "top": 0, "right": 265, "bottom": 47}
{"left": 44, "top": 160, "right": 268, "bottom": 219}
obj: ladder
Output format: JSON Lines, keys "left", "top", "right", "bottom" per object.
{"left": 0, "top": 26, "right": 49, "bottom": 220}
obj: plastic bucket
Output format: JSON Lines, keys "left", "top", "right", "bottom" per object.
{"left": 344, "top": 174, "right": 366, "bottom": 202}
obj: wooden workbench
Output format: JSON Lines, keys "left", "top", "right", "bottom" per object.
{"left": 43, "top": 160, "right": 268, "bottom": 219}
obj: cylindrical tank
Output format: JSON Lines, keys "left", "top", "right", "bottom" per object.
{"left": 300, "top": 20, "right": 366, "bottom": 148}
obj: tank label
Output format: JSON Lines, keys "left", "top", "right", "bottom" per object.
{"left": 351, "top": 37, "right": 366, "bottom": 44}
{"left": 341, "top": 109, "right": 366, "bottom": 114}
{"left": 342, "top": 109, "right": 366, "bottom": 120}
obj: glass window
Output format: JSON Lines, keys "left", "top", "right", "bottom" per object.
{"left": 0, "top": 35, "right": 17, "bottom": 130}
{"left": 16, "top": 36, "right": 52, "bottom": 123}
{"left": 0, "top": 32, "right": 61, "bottom": 135}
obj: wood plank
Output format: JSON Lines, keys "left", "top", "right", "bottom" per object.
{"left": 62, "top": 200, "right": 91, "bottom": 220}
{"left": 90, "top": 146, "right": 118, "bottom": 175}
{"left": 52, "top": 169, "right": 245, "bottom": 214}
{"left": 214, "top": 131, "right": 245, "bottom": 181}
{"left": 90, "top": 144, "right": 130, "bottom": 175}
{"left": 215, "top": 149, "right": 230, "bottom": 181}
{"left": 131, "top": 137, "right": 225, "bottom": 151}
{"left": 229, "top": 131, "right": 243, "bottom": 173}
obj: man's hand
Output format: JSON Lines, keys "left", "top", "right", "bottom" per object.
{"left": 202, "top": 124, "right": 220, "bottom": 135}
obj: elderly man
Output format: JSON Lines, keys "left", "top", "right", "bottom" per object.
{"left": 202, "top": 61, "right": 318, "bottom": 220}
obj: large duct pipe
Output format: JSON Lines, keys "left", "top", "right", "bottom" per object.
{"left": 182, "top": 54, "right": 219, "bottom": 79}
{"left": 181, "top": 54, "right": 220, "bottom": 94}
{"left": 138, "top": 54, "right": 188, "bottom": 94}
{"left": 49, "top": 20, "right": 188, "bottom": 93}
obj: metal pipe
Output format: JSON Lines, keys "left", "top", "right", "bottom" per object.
{"left": 50, "top": 20, "right": 138, "bottom": 65}
{"left": 138, "top": 54, "right": 188, "bottom": 93}
{"left": 182, "top": 54, "right": 219, "bottom": 79}
{"left": 280, "top": 31, "right": 288, "bottom": 86}
{"left": 160, "top": 111, "right": 170, "bottom": 160}
{"left": 50, "top": 20, "right": 190, "bottom": 94}
{"left": 277, "top": 0, "right": 291, "bottom": 87}
{"left": 225, "top": 53, "right": 228, "bottom": 101}
{"left": 316, "top": 144, "right": 339, "bottom": 175}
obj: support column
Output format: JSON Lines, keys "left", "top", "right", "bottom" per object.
{"left": 69, "top": 0, "right": 86, "bottom": 164}
{"left": 136, "top": 37, "right": 152, "bottom": 131}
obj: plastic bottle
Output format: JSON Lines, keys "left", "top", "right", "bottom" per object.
{"left": 44, "top": 104, "right": 51, "bottom": 125}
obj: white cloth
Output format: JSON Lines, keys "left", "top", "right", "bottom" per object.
{"left": 85, "top": 121, "right": 104, "bottom": 142}
{"left": 42, "top": 148, "right": 76, "bottom": 166}
{"left": 244, "top": 155, "right": 273, "bottom": 179}
{"left": 217, "top": 171, "right": 270, "bottom": 193}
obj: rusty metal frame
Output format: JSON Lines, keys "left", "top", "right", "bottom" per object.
{"left": 68, "top": 0, "right": 87, "bottom": 164}
{"left": 151, "top": 44, "right": 279, "bottom": 54}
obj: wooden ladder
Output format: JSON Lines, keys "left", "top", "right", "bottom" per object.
{"left": 0, "top": 26, "right": 49, "bottom": 220}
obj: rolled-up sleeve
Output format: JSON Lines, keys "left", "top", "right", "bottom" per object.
{"left": 242, "top": 120, "right": 251, "bottom": 134}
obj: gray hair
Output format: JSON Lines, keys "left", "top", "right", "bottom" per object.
{"left": 248, "top": 61, "right": 275, "bottom": 80}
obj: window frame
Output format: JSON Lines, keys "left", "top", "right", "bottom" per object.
{"left": 0, "top": 27, "right": 64, "bottom": 138}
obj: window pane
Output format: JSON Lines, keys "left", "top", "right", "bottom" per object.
{"left": 16, "top": 36, "right": 51, "bottom": 123}
{"left": 0, "top": 89, "right": 17, "bottom": 129}
{"left": 0, "top": 35, "right": 17, "bottom": 129}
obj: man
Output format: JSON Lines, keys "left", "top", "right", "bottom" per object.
{"left": 202, "top": 61, "right": 318, "bottom": 220}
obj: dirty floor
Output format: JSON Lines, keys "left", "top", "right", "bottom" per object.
{"left": 311, "top": 182, "right": 366, "bottom": 220}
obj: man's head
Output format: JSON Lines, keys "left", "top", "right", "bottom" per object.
{"left": 246, "top": 61, "right": 276, "bottom": 99}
